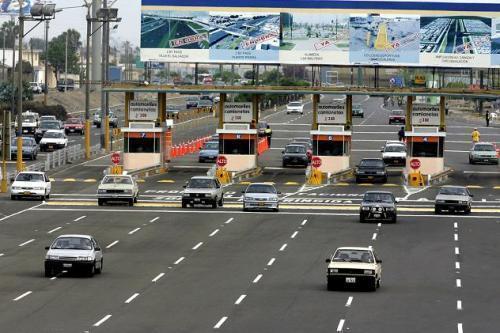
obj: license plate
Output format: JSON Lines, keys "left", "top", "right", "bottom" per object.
{"left": 49, "top": 145, "right": 53, "bottom": 149}
{"left": 23, "top": 191, "right": 32, "bottom": 195}
{"left": 373, "top": 213, "right": 381, "bottom": 218}
{"left": 346, "top": 277, "right": 356, "bottom": 283}
{"left": 63, "top": 263, "right": 72, "bottom": 268}
{"left": 70, "top": 129, "right": 74, "bottom": 132}
{"left": 368, "top": 176, "right": 374, "bottom": 179}
{"left": 259, "top": 202, "right": 265, "bottom": 206}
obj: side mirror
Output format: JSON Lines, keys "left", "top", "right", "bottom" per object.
{"left": 281, "top": 151, "right": 284, "bottom": 154}
{"left": 9, "top": 177, "right": 14, "bottom": 182}
{"left": 376, "top": 259, "right": 382, "bottom": 263}
{"left": 45, "top": 246, "right": 50, "bottom": 250}
{"left": 325, "top": 258, "right": 331, "bottom": 263}
{"left": 241, "top": 190, "right": 245, "bottom": 194}
{"left": 182, "top": 185, "right": 187, "bottom": 188}
{"left": 277, "top": 191, "right": 282, "bottom": 195}
{"left": 95, "top": 247, "right": 101, "bottom": 251}
{"left": 470, "top": 194, "right": 474, "bottom": 198}
{"left": 380, "top": 148, "right": 384, "bottom": 152}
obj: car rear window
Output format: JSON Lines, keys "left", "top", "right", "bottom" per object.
{"left": 333, "top": 249, "right": 374, "bottom": 263}
{"left": 360, "top": 159, "right": 384, "bottom": 167}
{"left": 246, "top": 184, "right": 276, "bottom": 194}
{"left": 474, "top": 144, "right": 494, "bottom": 151}
{"left": 439, "top": 187, "right": 468, "bottom": 196}
{"left": 188, "top": 178, "right": 215, "bottom": 188}
{"left": 384, "top": 145, "right": 405, "bottom": 152}
{"left": 103, "top": 176, "right": 132, "bottom": 185}
{"left": 364, "top": 193, "right": 394, "bottom": 203}
{"left": 203, "top": 142, "right": 218, "bottom": 150}
{"left": 16, "top": 173, "right": 44, "bottom": 182}
{"left": 51, "top": 237, "right": 92, "bottom": 250}
{"left": 285, "top": 145, "right": 306, "bottom": 154}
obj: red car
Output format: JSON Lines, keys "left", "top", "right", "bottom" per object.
{"left": 64, "top": 118, "right": 85, "bottom": 135}
{"left": 388, "top": 110, "right": 406, "bottom": 125}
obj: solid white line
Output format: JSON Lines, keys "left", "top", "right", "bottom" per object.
{"left": 128, "top": 227, "right": 141, "bottom": 235}
{"left": 0, "top": 203, "right": 44, "bottom": 223}
{"left": 225, "top": 217, "right": 234, "bottom": 224}
{"left": 192, "top": 242, "right": 203, "bottom": 250}
{"left": 456, "top": 262, "right": 461, "bottom": 270}
{"left": 377, "top": 223, "right": 382, "bottom": 227}
{"left": 47, "top": 226, "right": 62, "bottom": 234}
{"left": 457, "top": 300, "right": 462, "bottom": 310}
{"left": 93, "top": 314, "right": 112, "bottom": 327}
{"left": 106, "top": 240, "right": 119, "bottom": 249}
{"left": 291, "top": 231, "right": 298, "bottom": 239}
{"left": 253, "top": 274, "right": 263, "bottom": 283}
{"left": 456, "top": 279, "right": 462, "bottom": 288}
{"left": 174, "top": 257, "right": 185, "bottom": 265}
{"left": 73, "top": 215, "right": 86, "bottom": 222}
{"left": 301, "top": 219, "right": 307, "bottom": 226}
{"left": 149, "top": 217, "right": 159, "bottom": 223}
{"left": 337, "top": 319, "right": 345, "bottom": 332}
{"left": 214, "top": 316, "right": 228, "bottom": 329}
{"left": 345, "top": 296, "right": 353, "bottom": 307}
{"left": 267, "top": 258, "right": 276, "bottom": 266}
{"left": 235, "top": 294, "right": 246, "bottom": 305}
{"left": 209, "top": 229, "right": 219, "bottom": 237}
{"left": 372, "top": 233, "right": 377, "bottom": 241}
{"left": 0, "top": 253, "right": 4, "bottom": 257}
{"left": 152, "top": 272, "right": 165, "bottom": 283}
{"left": 19, "top": 239, "right": 35, "bottom": 247}
{"left": 463, "top": 171, "right": 500, "bottom": 174}
{"left": 454, "top": 233, "right": 458, "bottom": 241}
{"left": 279, "top": 244, "right": 287, "bottom": 251}
{"left": 13, "top": 291, "right": 32, "bottom": 301}
{"left": 454, "top": 222, "right": 458, "bottom": 229}
{"left": 125, "top": 293, "right": 140, "bottom": 304}
{"left": 457, "top": 323, "right": 463, "bottom": 333}
{"left": 455, "top": 247, "right": 460, "bottom": 255}
{"left": 50, "top": 276, "right": 57, "bottom": 280}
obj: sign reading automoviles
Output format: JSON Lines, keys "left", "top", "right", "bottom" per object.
{"left": 317, "top": 102, "right": 346, "bottom": 124}
{"left": 412, "top": 104, "right": 440, "bottom": 126}
{"left": 224, "top": 102, "right": 253, "bottom": 123}
{"left": 129, "top": 100, "right": 158, "bottom": 121}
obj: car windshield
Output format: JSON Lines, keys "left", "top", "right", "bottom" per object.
{"left": 203, "top": 142, "right": 218, "bottom": 150}
{"left": 285, "top": 145, "right": 306, "bottom": 154}
{"left": 333, "top": 249, "right": 374, "bottom": 263}
{"left": 12, "top": 138, "right": 34, "bottom": 145}
{"left": 353, "top": 105, "right": 361, "bottom": 110}
{"left": 44, "top": 132, "right": 63, "bottom": 139}
{"left": 439, "top": 187, "right": 468, "bottom": 196}
{"left": 102, "top": 176, "right": 132, "bottom": 185}
{"left": 51, "top": 237, "right": 93, "bottom": 250}
{"left": 364, "top": 193, "right": 394, "bottom": 203}
{"left": 15, "top": 173, "right": 44, "bottom": 182}
{"left": 289, "top": 102, "right": 302, "bottom": 106}
{"left": 40, "top": 122, "right": 60, "bottom": 129}
{"left": 188, "top": 178, "right": 215, "bottom": 188}
{"left": 384, "top": 145, "right": 405, "bottom": 152}
{"left": 40, "top": 116, "right": 55, "bottom": 121}
{"left": 474, "top": 144, "right": 495, "bottom": 152}
{"left": 391, "top": 110, "right": 404, "bottom": 116}
{"left": 360, "top": 159, "right": 384, "bottom": 167}
{"left": 23, "top": 116, "right": 36, "bottom": 122}
{"left": 258, "top": 122, "right": 267, "bottom": 129}
{"left": 246, "top": 184, "right": 277, "bottom": 194}
{"left": 66, "top": 119, "right": 81, "bottom": 124}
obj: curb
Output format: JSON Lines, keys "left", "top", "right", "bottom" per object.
{"left": 232, "top": 167, "right": 263, "bottom": 183}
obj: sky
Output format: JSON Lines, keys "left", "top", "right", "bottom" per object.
{"left": 0, "top": 0, "right": 142, "bottom": 48}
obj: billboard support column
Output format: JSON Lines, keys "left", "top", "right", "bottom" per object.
{"left": 252, "top": 95, "right": 259, "bottom": 123}
{"left": 194, "top": 63, "right": 198, "bottom": 85}
{"left": 439, "top": 96, "right": 446, "bottom": 131}
{"left": 158, "top": 92, "right": 166, "bottom": 124}
{"left": 124, "top": 92, "right": 134, "bottom": 127}
{"left": 405, "top": 96, "right": 413, "bottom": 132}
{"left": 346, "top": 95, "right": 353, "bottom": 130}
{"left": 218, "top": 93, "right": 226, "bottom": 129}
{"left": 312, "top": 94, "right": 319, "bottom": 130}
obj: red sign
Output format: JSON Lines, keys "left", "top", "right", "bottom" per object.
{"left": 216, "top": 155, "right": 227, "bottom": 167}
{"left": 410, "top": 158, "right": 421, "bottom": 170}
{"left": 311, "top": 156, "right": 322, "bottom": 168}
{"left": 111, "top": 152, "right": 120, "bottom": 165}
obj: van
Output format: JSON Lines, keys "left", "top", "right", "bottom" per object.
{"left": 57, "top": 79, "right": 75, "bottom": 92}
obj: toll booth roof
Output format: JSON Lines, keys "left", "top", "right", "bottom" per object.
{"left": 405, "top": 128, "right": 446, "bottom": 137}
{"left": 311, "top": 130, "right": 352, "bottom": 136}
{"left": 217, "top": 129, "right": 258, "bottom": 135}
{"left": 121, "top": 127, "right": 166, "bottom": 133}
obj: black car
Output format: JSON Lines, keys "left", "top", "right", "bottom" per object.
{"left": 282, "top": 144, "right": 309, "bottom": 167}
{"left": 35, "top": 121, "right": 61, "bottom": 143}
{"left": 355, "top": 158, "right": 388, "bottom": 183}
{"left": 186, "top": 97, "right": 199, "bottom": 109}
{"left": 257, "top": 121, "right": 268, "bottom": 137}
{"left": 360, "top": 191, "right": 397, "bottom": 223}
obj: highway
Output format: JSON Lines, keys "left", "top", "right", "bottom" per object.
{"left": 0, "top": 96, "right": 498, "bottom": 332}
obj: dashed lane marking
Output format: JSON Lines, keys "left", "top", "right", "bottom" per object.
{"left": 106, "top": 240, "right": 119, "bottom": 249}
{"left": 253, "top": 274, "right": 263, "bottom": 283}
{"left": 63, "top": 178, "right": 76, "bottom": 182}
{"left": 214, "top": 316, "right": 228, "bottom": 329}
{"left": 457, "top": 300, "right": 462, "bottom": 310}
{"left": 336, "top": 319, "right": 345, "bottom": 332}
{"left": 13, "top": 291, "right": 32, "bottom": 301}
{"left": 47, "top": 227, "right": 62, "bottom": 234}
{"left": 285, "top": 182, "right": 300, "bottom": 185}
{"left": 125, "top": 293, "right": 140, "bottom": 304}
{"left": 74, "top": 215, "right": 86, "bottom": 222}
{"left": 192, "top": 242, "right": 203, "bottom": 250}
{"left": 235, "top": 295, "right": 246, "bottom": 305}
{"left": 345, "top": 296, "right": 353, "bottom": 307}
{"left": 84, "top": 179, "right": 97, "bottom": 183}
{"left": 174, "top": 257, "right": 185, "bottom": 265}
{"left": 93, "top": 314, "right": 112, "bottom": 327}
{"left": 19, "top": 239, "right": 35, "bottom": 247}
{"left": 152, "top": 273, "right": 165, "bottom": 283}
{"left": 157, "top": 180, "right": 175, "bottom": 183}
{"left": 279, "top": 244, "right": 287, "bottom": 251}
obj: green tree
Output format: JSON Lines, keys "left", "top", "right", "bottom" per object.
{"left": 0, "top": 21, "right": 18, "bottom": 49}
{"left": 0, "top": 81, "right": 33, "bottom": 106}
{"left": 243, "top": 70, "right": 254, "bottom": 80}
{"left": 15, "top": 60, "right": 33, "bottom": 76}
{"left": 29, "top": 37, "right": 45, "bottom": 50}
{"left": 213, "top": 70, "right": 240, "bottom": 83}
{"left": 47, "top": 29, "right": 82, "bottom": 81}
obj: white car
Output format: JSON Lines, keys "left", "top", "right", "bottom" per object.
{"left": 326, "top": 247, "right": 382, "bottom": 291}
{"left": 242, "top": 183, "right": 280, "bottom": 212}
{"left": 381, "top": 142, "right": 407, "bottom": 167}
{"left": 39, "top": 130, "right": 68, "bottom": 151}
{"left": 10, "top": 171, "right": 51, "bottom": 200}
{"left": 286, "top": 101, "right": 304, "bottom": 115}
{"left": 97, "top": 174, "right": 139, "bottom": 206}
{"left": 30, "top": 82, "right": 43, "bottom": 94}
{"left": 44, "top": 234, "right": 103, "bottom": 277}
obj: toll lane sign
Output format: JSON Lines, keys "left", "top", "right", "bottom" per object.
{"left": 224, "top": 102, "right": 253, "bottom": 123}
{"left": 129, "top": 100, "right": 158, "bottom": 121}
{"left": 317, "top": 102, "right": 346, "bottom": 124}
{"left": 412, "top": 104, "right": 440, "bottom": 126}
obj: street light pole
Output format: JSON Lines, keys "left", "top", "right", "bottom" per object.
{"left": 64, "top": 32, "right": 68, "bottom": 91}
{"left": 100, "top": 0, "right": 110, "bottom": 152}
{"left": 85, "top": 5, "right": 91, "bottom": 159}
{"left": 16, "top": 0, "right": 24, "bottom": 173}
{"left": 43, "top": 19, "right": 48, "bottom": 105}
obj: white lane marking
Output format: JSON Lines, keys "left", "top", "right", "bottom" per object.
{"left": 225, "top": 217, "right": 234, "bottom": 224}
{"left": 454, "top": 222, "right": 458, "bottom": 229}
{"left": 19, "top": 239, "right": 35, "bottom": 247}
{"left": 209, "top": 229, "right": 219, "bottom": 237}
{"left": 149, "top": 217, "right": 159, "bottom": 223}
{"left": 235, "top": 294, "right": 246, "bottom": 305}
{"left": 291, "top": 231, "right": 298, "bottom": 239}
{"left": 456, "top": 262, "right": 461, "bottom": 270}
{"left": 377, "top": 223, "right": 382, "bottom": 227}
{"left": 463, "top": 171, "right": 500, "bottom": 174}
{"left": 267, "top": 258, "right": 276, "bottom": 266}
{"left": 0, "top": 253, "right": 4, "bottom": 257}
{"left": 74, "top": 215, "right": 86, "bottom": 222}
{"left": 106, "top": 240, "right": 119, "bottom": 249}
{"left": 128, "top": 227, "right": 141, "bottom": 235}
{"left": 454, "top": 233, "right": 458, "bottom": 241}
{"left": 301, "top": 219, "right": 307, "bottom": 226}
{"left": 482, "top": 198, "right": 486, "bottom": 202}
{"left": 0, "top": 203, "right": 44, "bottom": 223}
{"left": 47, "top": 227, "right": 62, "bottom": 234}
{"left": 125, "top": 293, "right": 140, "bottom": 304}
{"left": 457, "top": 300, "right": 462, "bottom": 310}
{"left": 279, "top": 244, "right": 287, "bottom": 251}
{"left": 50, "top": 276, "right": 57, "bottom": 280}
{"left": 456, "top": 279, "right": 462, "bottom": 288}
{"left": 345, "top": 296, "right": 353, "bottom": 307}
{"left": 455, "top": 247, "right": 460, "bottom": 255}
{"left": 152, "top": 273, "right": 165, "bottom": 283}
{"left": 174, "top": 257, "right": 185, "bottom": 265}
{"left": 13, "top": 291, "right": 32, "bottom": 301}
{"left": 457, "top": 323, "right": 463, "bottom": 333}
{"left": 192, "top": 242, "right": 203, "bottom": 250}
{"left": 253, "top": 274, "right": 263, "bottom": 283}
{"left": 214, "top": 316, "right": 228, "bottom": 329}
{"left": 93, "top": 314, "right": 112, "bottom": 327}
{"left": 372, "top": 233, "right": 377, "bottom": 241}
{"left": 336, "top": 319, "right": 345, "bottom": 332}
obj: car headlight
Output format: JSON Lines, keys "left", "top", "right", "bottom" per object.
{"left": 329, "top": 268, "right": 338, "bottom": 273}
{"left": 269, "top": 197, "right": 278, "bottom": 202}
{"left": 386, "top": 207, "right": 395, "bottom": 211}
{"left": 77, "top": 256, "right": 93, "bottom": 261}
{"left": 97, "top": 189, "right": 106, "bottom": 194}
{"left": 124, "top": 189, "right": 133, "bottom": 194}
{"left": 363, "top": 269, "right": 374, "bottom": 275}
{"left": 182, "top": 193, "right": 189, "bottom": 197}
{"left": 205, "top": 193, "right": 212, "bottom": 198}
{"left": 362, "top": 206, "right": 370, "bottom": 211}
{"left": 46, "top": 255, "right": 59, "bottom": 260}
{"left": 11, "top": 186, "right": 20, "bottom": 190}
{"left": 460, "top": 201, "right": 468, "bottom": 204}
{"left": 377, "top": 171, "right": 385, "bottom": 175}
{"left": 436, "top": 200, "right": 445, "bottom": 204}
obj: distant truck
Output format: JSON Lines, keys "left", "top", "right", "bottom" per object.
{"left": 57, "top": 78, "right": 75, "bottom": 92}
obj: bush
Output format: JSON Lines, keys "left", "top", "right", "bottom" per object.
{"left": 23, "top": 101, "right": 68, "bottom": 120}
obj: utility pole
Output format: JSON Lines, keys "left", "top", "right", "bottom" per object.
{"left": 64, "top": 32, "right": 68, "bottom": 90}
{"left": 100, "top": 0, "right": 109, "bottom": 151}
{"left": 85, "top": 4, "right": 91, "bottom": 159}
{"left": 91, "top": 0, "right": 102, "bottom": 91}
{"left": 2, "top": 32, "right": 5, "bottom": 81}
{"left": 43, "top": 20, "right": 48, "bottom": 105}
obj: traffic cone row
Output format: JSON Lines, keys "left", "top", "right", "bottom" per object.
{"left": 257, "top": 137, "right": 269, "bottom": 155}
{"left": 170, "top": 136, "right": 212, "bottom": 159}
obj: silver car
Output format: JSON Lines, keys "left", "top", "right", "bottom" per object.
{"left": 97, "top": 175, "right": 139, "bottom": 206}
{"left": 242, "top": 183, "right": 280, "bottom": 212}
{"left": 182, "top": 176, "right": 223, "bottom": 209}
{"left": 435, "top": 186, "right": 473, "bottom": 214}
{"left": 469, "top": 142, "right": 498, "bottom": 165}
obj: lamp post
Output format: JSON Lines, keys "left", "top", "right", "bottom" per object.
{"left": 43, "top": 19, "right": 48, "bottom": 105}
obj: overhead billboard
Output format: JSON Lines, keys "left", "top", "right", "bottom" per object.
{"left": 141, "top": 1, "right": 500, "bottom": 68}
{"left": 0, "top": 0, "right": 32, "bottom": 15}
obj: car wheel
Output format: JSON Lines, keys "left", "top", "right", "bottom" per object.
{"left": 359, "top": 213, "right": 365, "bottom": 223}
{"left": 128, "top": 198, "right": 134, "bottom": 207}
{"left": 368, "top": 277, "right": 377, "bottom": 292}
{"left": 327, "top": 279, "right": 335, "bottom": 291}
{"left": 464, "top": 206, "right": 471, "bottom": 215}
{"left": 391, "top": 215, "right": 397, "bottom": 223}
{"left": 434, "top": 206, "right": 441, "bottom": 215}
{"left": 181, "top": 201, "right": 187, "bottom": 209}
{"left": 134, "top": 195, "right": 138, "bottom": 203}
{"left": 33, "top": 153, "right": 37, "bottom": 160}
{"left": 376, "top": 277, "right": 381, "bottom": 289}
{"left": 273, "top": 206, "right": 279, "bottom": 212}
{"left": 469, "top": 157, "right": 474, "bottom": 164}
{"left": 45, "top": 193, "right": 50, "bottom": 200}
{"left": 11, "top": 195, "right": 16, "bottom": 200}
{"left": 88, "top": 263, "right": 95, "bottom": 277}
{"left": 218, "top": 196, "right": 224, "bottom": 207}
{"left": 95, "top": 259, "right": 103, "bottom": 274}
{"left": 211, "top": 200, "right": 217, "bottom": 209}
{"left": 98, "top": 199, "right": 104, "bottom": 206}
{"left": 355, "top": 177, "right": 361, "bottom": 184}
{"left": 382, "top": 176, "right": 388, "bottom": 183}
{"left": 44, "top": 267, "right": 54, "bottom": 278}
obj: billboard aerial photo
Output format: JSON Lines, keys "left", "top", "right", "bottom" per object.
{"left": 490, "top": 18, "right": 500, "bottom": 65}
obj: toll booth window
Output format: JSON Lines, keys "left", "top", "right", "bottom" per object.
{"left": 220, "top": 139, "right": 255, "bottom": 155}
{"left": 125, "top": 138, "right": 160, "bottom": 153}
{"left": 410, "top": 139, "right": 444, "bottom": 158}
{"left": 314, "top": 141, "right": 349, "bottom": 156}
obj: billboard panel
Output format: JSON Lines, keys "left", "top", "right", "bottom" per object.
{"left": 0, "top": 0, "right": 32, "bottom": 15}
{"left": 317, "top": 102, "right": 346, "bottom": 124}
{"left": 412, "top": 104, "right": 440, "bottom": 126}
{"left": 224, "top": 102, "right": 253, "bottom": 123}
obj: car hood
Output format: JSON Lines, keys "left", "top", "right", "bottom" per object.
{"left": 98, "top": 184, "right": 134, "bottom": 191}
{"left": 287, "top": 106, "right": 303, "bottom": 110}
{"left": 471, "top": 151, "right": 497, "bottom": 157}
{"left": 328, "top": 262, "right": 377, "bottom": 270}
{"left": 12, "top": 181, "right": 46, "bottom": 188}
{"left": 184, "top": 188, "right": 217, "bottom": 194}
{"left": 199, "top": 149, "right": 218, "bottom": 156}
{"left": 382, "top": 152, "right": 406, "bottom": 158}
{"left": 47, "top": 249, "right": 93, "bottom": 257}
{"left": 435, "top": 194, "right": 470, "bottom": 201}
{"left": 40, "top": 138, "right": 66, "bottom": 144}
{"left": 244, "top": 193, "right": 278, "bottom": 200}
{"left": 361, "top": 202, "right": 395, "bottom": 208}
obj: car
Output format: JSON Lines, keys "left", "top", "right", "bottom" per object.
{"left": 257, "top": 121, "right": 268, "bottom": 137}
{"left": 64, "top": 118, "right": 85, "bottom": 135}
{"left": 352, "top": 104, "right": 364, "bottom": 118}
{"left": 198, "top": 141, "right": 219, "bottom": 163}
{"left": 381, "top": 142, "right": 407, "bottom": 166}
{"left": 197, "top": 99, "right": 213, "bottom": 110}
{"left": 242, "top": 183, "right": 280, "bottom": 212}
{"left": 200, "top": 94, "right": 214, "bottom": 102}
{"left": 10, "top": 171, "right": 51, "bottom": 200}
{"left": 166, "top": 105, "right": 181, "bottom": 118}
{"left": 35, "top": 120, "right": 62, "bottom": 143}
{"left": 56, "top": 78, "right": 75, "bottom": 92}
{"left": 186, "top": 96, "right": 199, "bottom": 109}
{"left": 359, "top": 191, "right": 397, "bottom": 223}
{"left": 93, "top": 111, "right": 101, "bottom": 127}
{"left": 290, "top": 137, "right": 313, "bottom": 160}
{"left": 10, "top": 137, "right": 38, "bottom": 160}
{"left": 469, "top": 142, "right": 498, "bottom": 164}
{"left": 355, "top": 158, "right": 388, "bottom": 183}
{"left": 39, "top": 130, "right": 68, "bottom": 152}
{"left": 93, "top": 111, "right": 117, "bottom": 128}
{"left": 182, "top": 176, "right": 224, "bottom": 208}
{"left": 326, "top": 247, "right": 382, "bottom": 291}
{"left": 44, "top": 234, "right": 103, "bottom": 277}
{"left": 388, "top": 109, "right": 405, "bottom": 124}
{"left": 434, "top": 186, "right": 473, "bottom": 214}
{"left": 39, "top": 115, "right": 57, "bottom": 122}
{"left": 30, "top": 82, "right": 43, "bottom": 94}
{"left": 20, "top": 113, "right": 39, "bottom": 135}
{"left": 286, "top": 101, "right": 304, "bottom": 115}
{"left": 97, "top": 174, "right": 139, "bottom": 206}
{"left": 282, "top": 144, "right": 309, "bottom": 167}
{"left": 213, "top": 95, "right": 221, "bottom": 103}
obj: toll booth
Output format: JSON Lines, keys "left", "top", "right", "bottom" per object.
{"left": 405, "top": 126, "right": 445, "bottom": 175}
{"left": 121, "top": 120, "right": 173, "bottom": 171}
{"left": 216, "top": 124, "right": 258, "bottom": 172}
{"left": 310, "top": 125, "right": 352, "bottom": 173}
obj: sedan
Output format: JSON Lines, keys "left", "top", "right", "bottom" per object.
{"left": 97, "top": 174, "right": 139, "bottom": 206}
{"left": 359, "top": 191, "right": 397, "bottom": 223}
{"left": 286, "top": 101, "right": 304, "bottom": 115}
{"left": 39, "top": 130, "right": 68, "bottom": 152}
{"left": 469, "top": 142, "right": 498, "bottom": 164}
{"left": 242, "top": 183, "right": 280, "bottom": 212}
{"left": 10, "top": 137, "right": 38, "bottom": 160}
{"left": 11, "top": 171, "right": 51, "bottom": 200}
{"left": 64, "top": 118, "right": 85, "bottom": 135}
{"left": 435, "top": 186, "right": 472, "bottom": 214}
